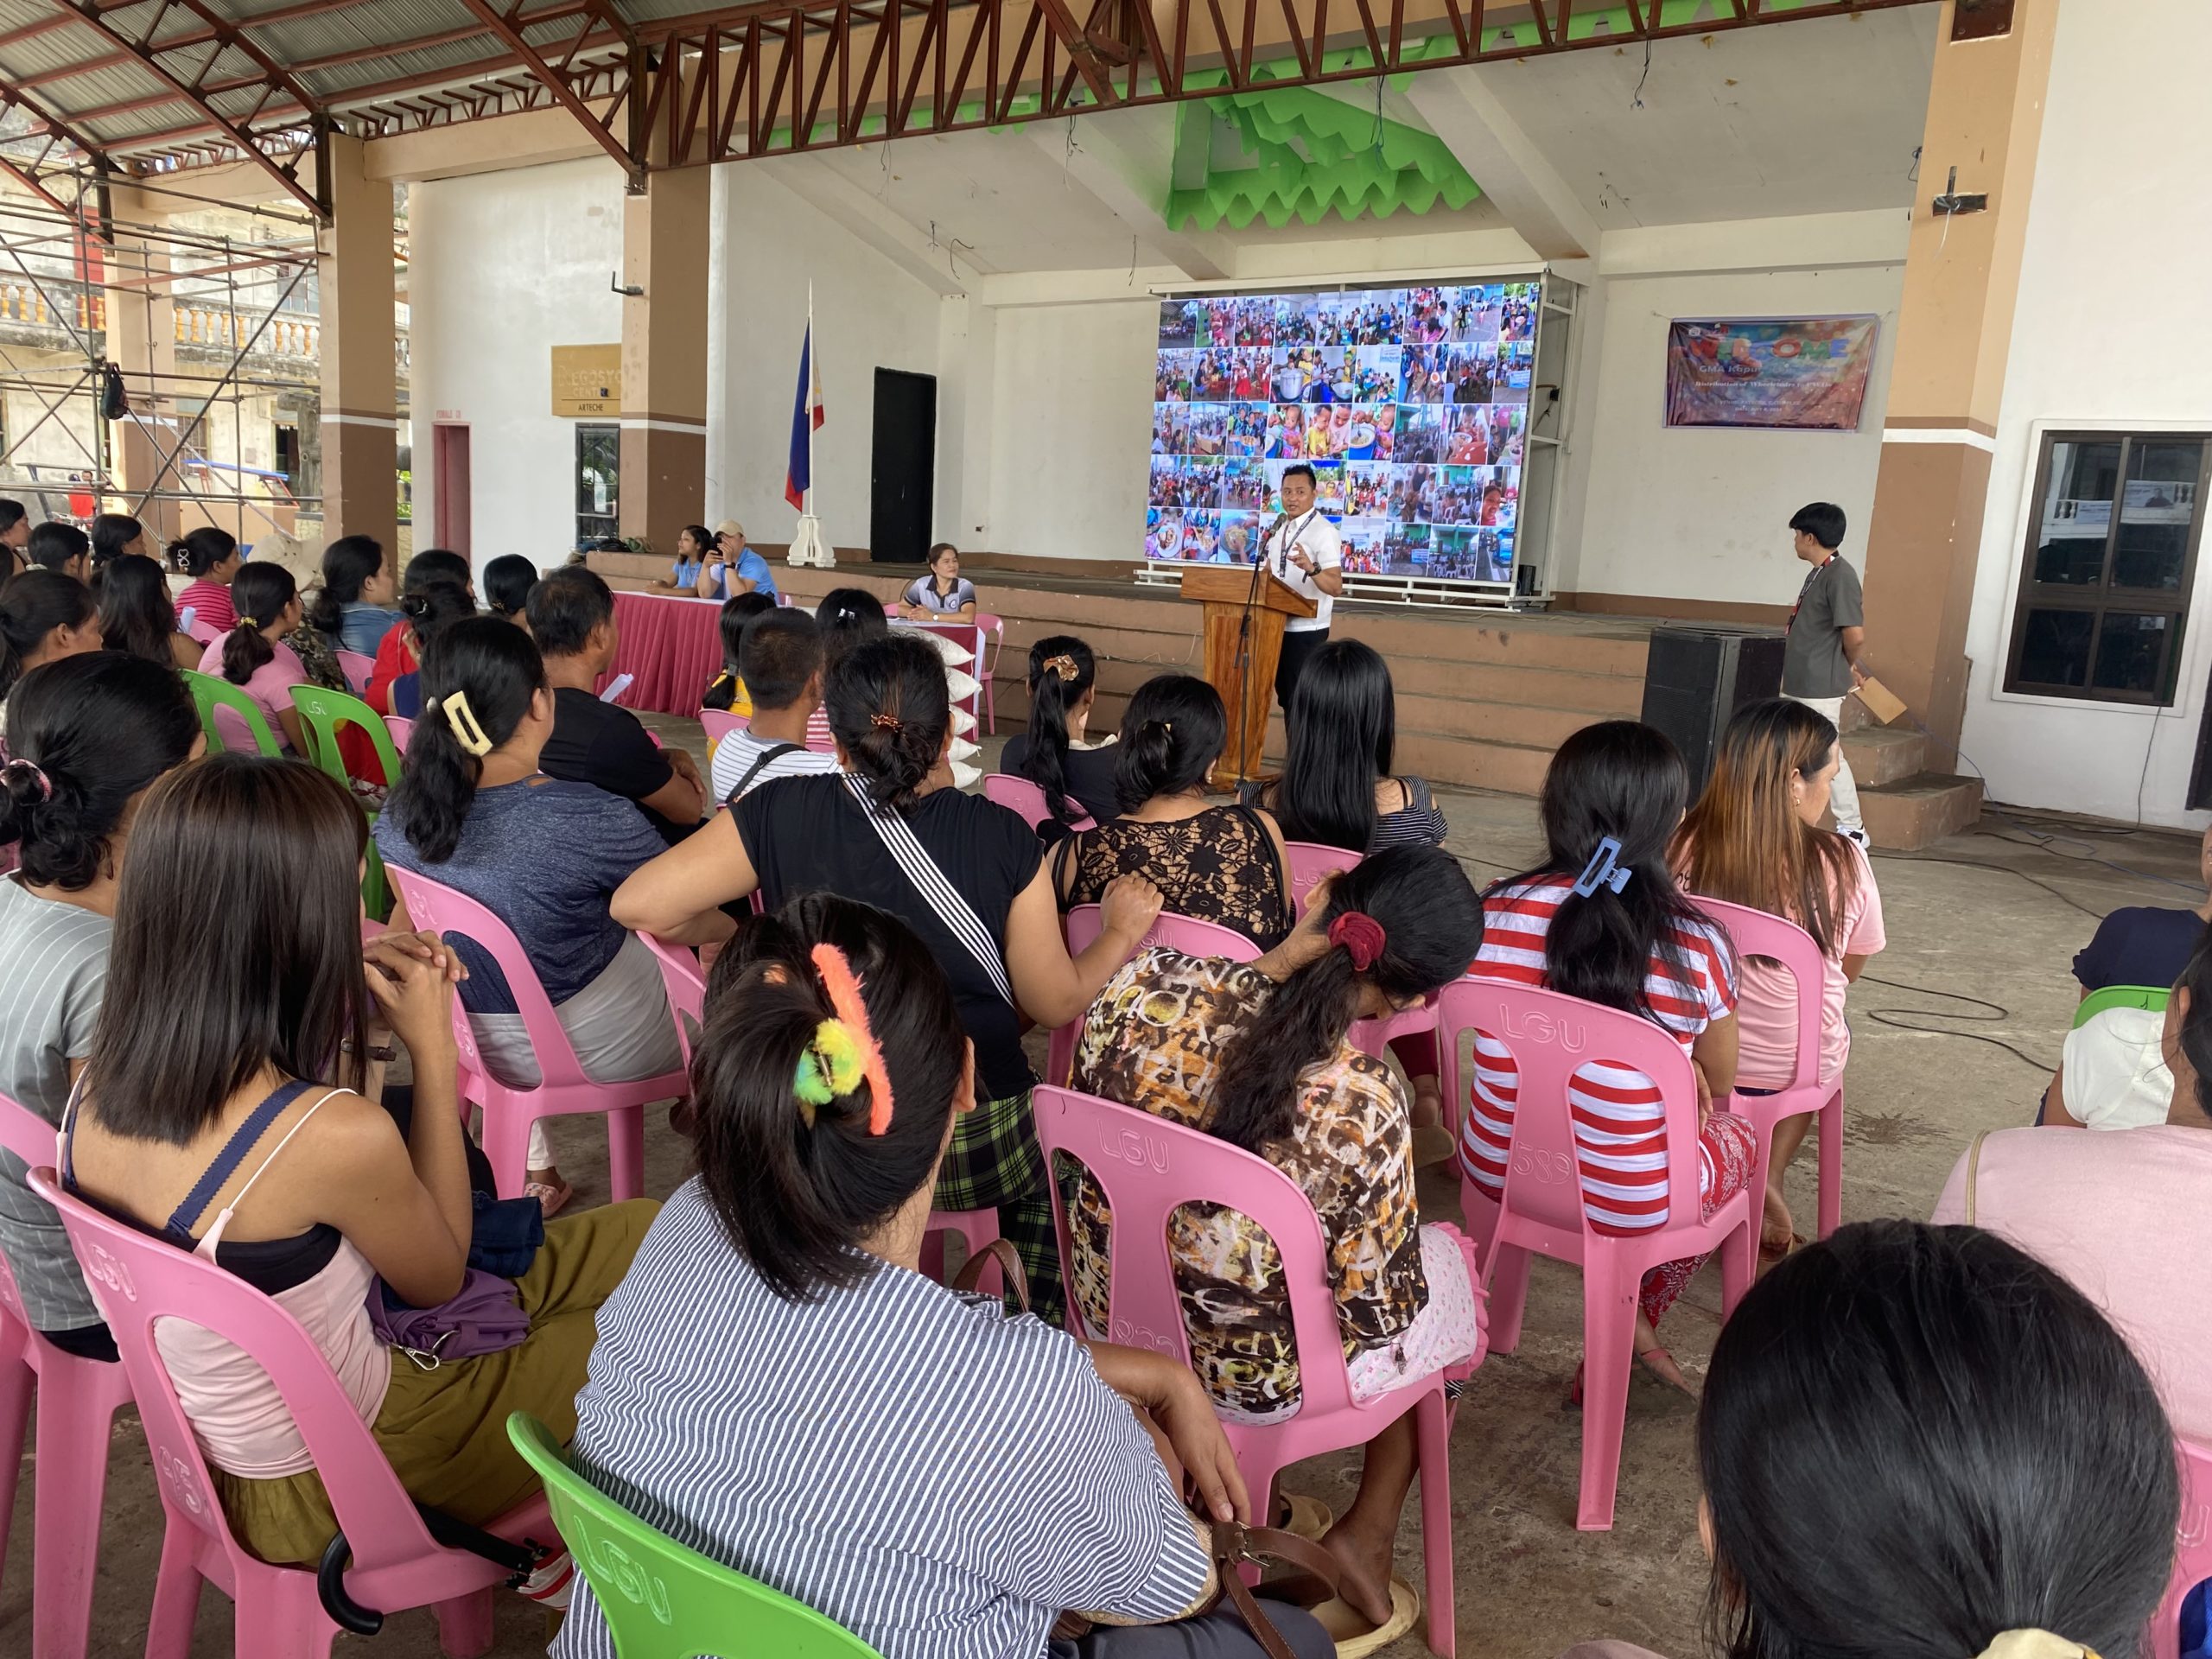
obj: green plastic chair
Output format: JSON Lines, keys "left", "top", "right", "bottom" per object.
{"left": 289, "top": 682, "right": 404, "bottom": 785}
{"left": 181, "top": 669, "right": 280, "bottom": 757}
{"left": 288, "top": 683, "right": 402, "bottom": 922}
{"left": 505, "top": 1414, "right": 883, "bottom": 1659}
{"left": 2073, "top": 983, "right": 2171, "bottom": 1028}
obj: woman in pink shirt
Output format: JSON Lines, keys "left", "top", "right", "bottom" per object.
{"left": 197, "top": 562, "right": 310, "bottom": 756}
{"left": 1674, "top": 698, "right": 1883, "bottom": 1253}
{"left": 1933, "top": 925, "right": 2212, "bottom": 1444}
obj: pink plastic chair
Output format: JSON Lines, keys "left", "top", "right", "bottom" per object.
{"left": 1437, "top": 977, "right": 1758, "bottom": 1530}
{"left": 0, "top": 1094, "right": 137, "bottom": 1659}
{"left": 2152, "top": 1438, "right": 2211, "bottom": 1659}
{"left": 384, "top": 715, "right": 412, "bottom": 754}
{"left": 1689, "top": 897, "right": 1843, "bottom": 1241}
{"left": 1281, "top": 840, "right": 1361, "bottom": 918}
{"left": 639, "top": 931, "right": 707, "bottom": 1069}
{"left": 973, "top": 612, "right": 1006, "bottom": 734}
{"left": 386, "top": 867, "right": 682, "bottom": 1201}
{"left": 334, "top": 651, "right": 374, "bottom": 695}
{"left": 29, "top": 1166, "right": 552, "bottom": 1659}
{"left": 700, "top": 709, "right": 748, "bottom": 754}
{"left": 1046, "top": 906, "right": 1264, "bottom": 1087}
{"left": 982, "top": 772, "right": 1096, "bottom": 835}
{"left": 1033, "top": 1084, "right": 1460, "bottom": 1656}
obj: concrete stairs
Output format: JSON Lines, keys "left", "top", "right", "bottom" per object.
{"left": 1838, "top": 702, "right": 1983, "bottom": 852}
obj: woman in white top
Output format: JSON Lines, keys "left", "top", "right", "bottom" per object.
{"left": 62, "top": 753, "right": 655, "bottom": 1576}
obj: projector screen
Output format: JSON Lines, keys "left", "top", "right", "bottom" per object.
{"left": 1144, "top": 278, "right": 1541, "bottom": 588}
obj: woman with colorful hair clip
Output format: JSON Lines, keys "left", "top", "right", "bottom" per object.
{"left": 556, "top": 892, "right": 1334, "bottom": 1659}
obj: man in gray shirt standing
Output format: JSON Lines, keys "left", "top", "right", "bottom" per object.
{"left": 1781, "top": 501, "right": 1870, "bottom": 847}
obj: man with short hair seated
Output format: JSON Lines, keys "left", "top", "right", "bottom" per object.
{"left": 526, "top": 567, "right": 705, "bottom": 843}
{"left": 707, "top": 607, "right": 838, "bottom": 805}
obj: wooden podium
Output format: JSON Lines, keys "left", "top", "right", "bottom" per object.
{"left": 1179, "top": 565, "right": 1318, "bottom": 787}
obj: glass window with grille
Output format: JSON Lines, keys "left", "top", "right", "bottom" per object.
{"left": 2003, "top": 431, "right": 2210, "bottom": 705}
{"left": 575, "top": 424, "right": 619, "bottom": 549}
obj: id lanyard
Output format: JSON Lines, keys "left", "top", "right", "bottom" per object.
{"left": 1274, "top": 511, "right": 1320, "bottom": 582}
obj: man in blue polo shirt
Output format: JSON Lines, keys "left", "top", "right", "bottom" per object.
{"left": 707, "top": 519, "right": 779, "bottom": 603}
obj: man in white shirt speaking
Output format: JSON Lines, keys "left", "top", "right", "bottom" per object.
{"left": 1262, "top": 462, "right": 1344, "bottom": 709}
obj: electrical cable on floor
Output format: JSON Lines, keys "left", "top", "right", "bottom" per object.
{"left": 1871, "top": 849, "right": 2111, "bottom": 920}
{"left": 1852, "top": 973, "right": 2056, "bottom": 1075}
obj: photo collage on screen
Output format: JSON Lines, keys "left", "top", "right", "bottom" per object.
{"left": 1147, "top": 283, "right": 1536, "bottom": 582}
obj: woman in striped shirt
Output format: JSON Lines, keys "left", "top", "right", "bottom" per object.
{"left": 1458, "top": 721, "right": 1757, "bottom": 1396}
{"left": 557, "top": 893, "right": 1332, "bottom": 1659}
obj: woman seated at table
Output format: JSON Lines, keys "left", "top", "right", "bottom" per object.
{"left": 1055, "top": 673, "right": 1296, "bottom": 950}
{"left": 198, "top": 563, "right": 308, "bottom": 756}
{"left": 896, "top": 542, "right": 978, "bottom": 620}
{"left": 651, "top": 524, "right": 724, "bottom": 599}
{"left": 1071, "top": 847, "right": 1485, "bottom": 1627}
{"left": 377, "top": 616, "right": 734, "bottom": 1214}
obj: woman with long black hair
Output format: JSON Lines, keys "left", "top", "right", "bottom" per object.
{"left": 1562, "top": 1222, "right": 2177, "bottom": 1659}
{"left": 1243, "top": 639, "right": 1446, "bottom": 854}
{"left": 1054, "top": 673, "right": 1296, "bottom": 949}
{"left": 60, "top": 753, "right": 652, "bottom": 1587}
{"left": 1072, "top": 846, "right": 1484, "bottom": 1628}
{"left": 97, "top": 551, "right": 200, "bottom": 671}
{"left": 306, "top": 532, "right": 400, "bottom": 655}
{"left": 999, "top": 634, "right": 1118, "bottom": 829}
{"left": 1461, "top": 719, "right": 1755, "bottom": 1395}
{"left": 171, "top": 526, "right": 242, "bottom": 633}
{"left": 377, "top": 616, "right": 731, "bottom": 1212}
{"left": 0, "top": 569, "right": 102, "bottom": 709}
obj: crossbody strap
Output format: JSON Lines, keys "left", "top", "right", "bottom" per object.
{"left": 841, "top": 772, "right": 1015, "bottom": 1005}
{"left": 727, "top": 742, "right": 803, "bottom": 804}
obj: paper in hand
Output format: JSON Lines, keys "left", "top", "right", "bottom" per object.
{"left": 599, "top": 672, "right": 635, "bottom": 703}
{"left": 1853, "top": 677, "right": 1908, "bottom": 726}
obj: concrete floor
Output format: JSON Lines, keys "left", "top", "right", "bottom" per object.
{"left": 9, "top": 721, "right": 2202, "bottom": 1658}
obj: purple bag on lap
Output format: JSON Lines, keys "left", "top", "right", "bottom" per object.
{"left": 368, "top": 1268, "right": 529, "bottom": 1363}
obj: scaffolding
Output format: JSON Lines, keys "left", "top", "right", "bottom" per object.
{"left": 0, "top": 172, "right": 326, "bottom": 550}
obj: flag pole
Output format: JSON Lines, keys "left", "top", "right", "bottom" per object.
{"left": 791, "top": 282, "right": 833, "bottom": 569}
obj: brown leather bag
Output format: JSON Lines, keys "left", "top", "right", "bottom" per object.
{"left": 948, "top": 1244, "right": 1341, "bottom": 1659}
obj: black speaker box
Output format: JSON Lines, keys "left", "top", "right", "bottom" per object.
{"left": 1638, "top": 625, "right": 1789, "bottom": 795}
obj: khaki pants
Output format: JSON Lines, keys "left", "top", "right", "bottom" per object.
{"left": 1785, "top": 692, "right": 1864, "bottom": 836}
{"left": 215, "top": 1198, "right": 659, "bottom": 1565}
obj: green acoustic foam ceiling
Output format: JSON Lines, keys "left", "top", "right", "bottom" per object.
{"left": 1162, "top": 82, "right": 1480, "bottom": 232}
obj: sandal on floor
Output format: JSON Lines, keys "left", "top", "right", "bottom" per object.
{"left": 1306, "top": 1575, "right": 1421, "bottom": 1659}
{"left": 1276, "top": 1491, "right": 1334, "bottom": 1542}
{"left": 524, "top": 1179, "right": 573, "bottom": 1219}
{"left": 1410, "top": 1125, "right": 1458, "bottom": 1169}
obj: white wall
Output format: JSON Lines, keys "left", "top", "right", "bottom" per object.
{"left": 986, "top": 297, "right": 1159, "bottom": 562}
{"left": 1957, "top": 0, "right": 2212, "bottom": 828}
{"left": 711, "top": 168, "right": 942, "bottom": 545}
{"left": 1567, "top": 250, "right": 1904, "bottom": 607}
{"left": 408, "top": 157, "right": 625, "bottom": 569}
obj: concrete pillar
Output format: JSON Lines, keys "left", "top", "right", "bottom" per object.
{"left": 1859, "top": 0, "right": 2059, "bottom": 763}
{"left": 101, "top": 187, "right": 181, "bottom": 543}
{"left": 317, "top": 133, "right": 399, "bottom": 553}
{"left": 617, "top": 166, "right": 709, "bottom": 555}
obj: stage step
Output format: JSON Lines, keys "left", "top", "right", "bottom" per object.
{"left": 1840, "top": 723, "right": 1929, "bottom": 789}
{"left": 1859, "top": 772, "right": 1986, "bottom": 852}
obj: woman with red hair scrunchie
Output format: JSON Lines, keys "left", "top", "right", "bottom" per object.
{"left": 1069, "top": 844, "right": 1486, "bottom": 1631}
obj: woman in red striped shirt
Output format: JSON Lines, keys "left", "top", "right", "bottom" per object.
{"left": 1457, "top": 721, "right": 1757, "bottom": 1395}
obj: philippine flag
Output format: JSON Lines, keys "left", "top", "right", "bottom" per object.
{"left": 785, "top": 321, "right": 824, "bottom": 511}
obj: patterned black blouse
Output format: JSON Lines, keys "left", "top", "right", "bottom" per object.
{"left": 1053, "top": 803, "right": 1294, "bottom": 949}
